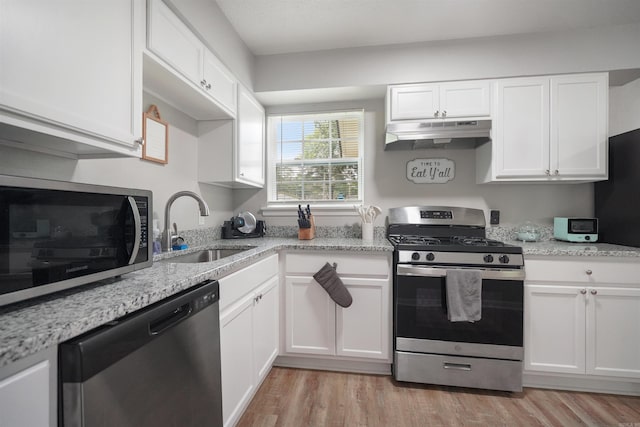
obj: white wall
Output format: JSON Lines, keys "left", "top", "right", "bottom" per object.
{"left": 233, "top": 99, "right": 593, "bottom": 227}
{"left": 0, "top": 94, "right": 234, "bottom": 233}
{"left": 166, "top": 0, "right": 255, "bottom": 89}
{"left": 255, "top": 22, "right": 640, "bottom": 93}
{"left": 610, "top": 77, "right": 640, "bottom": 136}
{"left": 73, "top": 93, "right": 233, "bottom": 231}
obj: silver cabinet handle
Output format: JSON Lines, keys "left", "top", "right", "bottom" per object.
{"left": 200, "top": 79, "right": 206, "bottom": 87}
{"left": 580, "top": 289, "right": 587, "bottom": 294}
{"left": 442, "top": 110, "right": 447, "bottom": 117}
{"left": 590, "top": 289, "right": 598, "bottom": 295}
{"left": 443, "top": 362, "right": 471, "bottom": 371}
{"left": 586, "top": 269, "right": 592, "bottom": 275}
{"left": 434, "top": 110, "right": 439, "bottom": 118}
{"left": 554, "top": 170, "right": 559, "bottom": 175}
{"left": 206, "top": 83, "right": 212, "bottom": 90}
{"left": 134, "top": 138, "right": 144, "bottom": 145}
{"left": 545, "top": 170, "right": 550, "bottom": 175}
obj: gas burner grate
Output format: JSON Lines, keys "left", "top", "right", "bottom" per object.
{"left": 451, "top": 236, "right": 505, "bottom": 247}
{"left": 388, "top": 235, "right": 442, "bottom": 246}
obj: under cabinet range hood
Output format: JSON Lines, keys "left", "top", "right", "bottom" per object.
{"left": 385, "top": 120, "right": 491, "bottom": 150}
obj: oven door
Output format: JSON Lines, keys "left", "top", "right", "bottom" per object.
{"left": 395, "top": 264, "right": 524, "bottom": 360}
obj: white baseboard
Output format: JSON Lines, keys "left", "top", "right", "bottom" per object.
{"left": 524, "top": 372, "right": 640, "bottom": 396}
{"left": 274, "top": 355, "right": 392, "bottom": 375}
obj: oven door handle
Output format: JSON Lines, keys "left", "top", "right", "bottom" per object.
{"left": 396, "top": 265, "right": 526, "bottom": 281}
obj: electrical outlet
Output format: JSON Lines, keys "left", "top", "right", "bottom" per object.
{"left": 198, "top": 216, "right": 205, "bottom": 226}
{"left": 490, "top": 210, "right": 500, "bottom": 225}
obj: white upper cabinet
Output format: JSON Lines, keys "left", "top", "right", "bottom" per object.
{"left": 387, "top": 80, "right": 490, "bottom": 122}
{"left": 203, "top": 50, "right": 237, "bottom": 115}
{"left": 491, "top": 77, "right": 551, "bottom": 178}
{"left": 388, "top": 84, "right": 439, "bottom": 121}
{"left": 0, "top": 0, "right": 143, "bottom": 158}
{"left": 235, "top": 86, "right": 265, "bottom": 187}
{"left": 439, "top": 81, "right": 492, "bottom": 118}
{"left": 550, "top": 74, "right": 608, "bottom": 178}
{"left": 147, "top": 0, "right": 204, "bottom": 84}
{"left": 477, "top": 72, "right": 608, "bottom": 183}
{"left": 198, "top": 85, "right": 265, "bottom": 188}
{"left": 146, "top": 0, "right": 236, "bottom": 119}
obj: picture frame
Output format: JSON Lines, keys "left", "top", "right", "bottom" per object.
{"left": 142, "top": 104, "right": 168, "bottom": 164}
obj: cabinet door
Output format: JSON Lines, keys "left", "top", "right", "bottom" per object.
{"left": 253, "top": 276, "right": 279, "bottom": 382}
{"left": 493, "top": 78, "right": 550, "bottom": 178}
{"left": 220, "top": 294, "right": 254, "bottom": 427}
{"left": 524, "top": 284, "right": 586, "bottom": 374}
{"left": 203, "top": 51, "right": 237, "bottom": 115}
{"left": 147, "top": 0, "right": 204, "bottom": 86}
{"left": 550, "top": 73, "right": 608, "bottom": 178}
{"left": 389, "top": 84, "right": 439, "bottom": 121}
{"left": 336, "top": 278, "right": 390, "bottom": 360}
{"left": 586, "top": 287, "right": 640, "bottom": 379}
{"left": 285, "top": 276, "right": 336, "bottom": 355}
{"left": 236, "top": 86, "right": 265, "bottom": 187}
{"left": 439, "top": 81, "right": 491, "bottom": 118}
{"left": 0, "top": 361, "right": 50, "bottom": 427}
{"left": 1, "top": 0, "right": 142, "bottom": 148}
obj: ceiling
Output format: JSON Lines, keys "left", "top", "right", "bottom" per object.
{"left": 215, "top": 0, "right": 640, "bottom": 56}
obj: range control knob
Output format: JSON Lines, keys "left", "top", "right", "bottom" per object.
{"left": 585, "top": 236, "right": 591, "bottom": 241}
{"left": 411, "top": 252, "right": 420, "bottom": 261}
{"left": 483, "top": 254, "right": 494, "bottom": 263}
{"left": 426, "top": 253, "right": 435, "bottom": 261}
{"left": 499, "top": 255, "right": 510, "bottom": 264}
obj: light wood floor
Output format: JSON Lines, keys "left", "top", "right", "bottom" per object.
{"left": 238, "top": 367, "right": 640, "bottom": 427}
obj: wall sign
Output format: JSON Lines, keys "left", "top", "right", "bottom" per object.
{"left": 142, "top": 104, "right": 169, "bottom": 164}
{"left": 407, "top": 158, "right": 455, "bottom": 184}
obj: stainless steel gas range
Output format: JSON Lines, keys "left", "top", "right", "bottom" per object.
{"left": 388, "top": 206, "right": 525, "bottom": 392}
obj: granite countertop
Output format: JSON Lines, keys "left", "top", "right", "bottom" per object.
{"left": 0, "top": 237, "right": 393, "bottom": 368}
{"left": 510, "top": 240, "right": 640, "bottom": 258}
{"left": 2, "top": 234, "right": 639, "bottom": 369}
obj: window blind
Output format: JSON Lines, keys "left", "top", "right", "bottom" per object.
{"left": 269, "top": 111, "right": 363, "bottom": 203}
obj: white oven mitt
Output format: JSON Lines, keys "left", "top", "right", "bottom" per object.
{"left": 313, "top": 262, "right": 352, "bottom": 308}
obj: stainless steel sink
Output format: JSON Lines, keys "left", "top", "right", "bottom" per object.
{"left": 164, "top": 247, "right": 255, "bottom": 263}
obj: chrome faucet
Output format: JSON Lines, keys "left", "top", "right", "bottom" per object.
{"left": 163, "top": 191, "right": 210, "bottom": 251}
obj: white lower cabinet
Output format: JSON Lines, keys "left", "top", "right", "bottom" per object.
{"left": 284, "top": 252, "right": 392, "bottom": 363}
{"left": 524, "top": 257, "right": 640, "bottom": 393}
{"left": 0, "top": 347, "right": 57, "bottom": 427}
{"left": 219, "top": 254, "right": 279, "bottom": 427}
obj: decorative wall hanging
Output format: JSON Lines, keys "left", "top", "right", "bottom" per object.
{"left": 142, "top": 104, "right": 168, "bottom": 164}
{"left": 407, "top": 158, "right": 455, "bottom": 183}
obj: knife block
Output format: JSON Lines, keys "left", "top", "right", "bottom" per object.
{"left": 298, "top": 214, "right": 315, "bottom": 240}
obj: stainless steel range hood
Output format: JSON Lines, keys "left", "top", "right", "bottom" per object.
{"left": 385, "top": 120, "right": 491, "bottom": 150}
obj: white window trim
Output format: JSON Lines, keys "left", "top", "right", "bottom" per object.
{"left": 262, "top": 110, "right": 364, "bottom": 216}
{"left": 260, "top": 203, "right": 360, "bottom": 217}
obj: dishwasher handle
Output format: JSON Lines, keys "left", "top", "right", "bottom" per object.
{"left": 149, "top": 303, "right": 192, "bottom": 335}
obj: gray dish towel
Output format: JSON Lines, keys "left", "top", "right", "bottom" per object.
{"left": 445, "top": 269, "right": 482, "bottom": 322}
{"left": 313, "top": 262, "right": 352, "bottom": 308}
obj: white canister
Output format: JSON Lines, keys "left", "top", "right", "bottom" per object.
{"left": 362, "top": 222, "right": 374, "bottom": 242}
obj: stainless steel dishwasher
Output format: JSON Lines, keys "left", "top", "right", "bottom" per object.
{"left": 59, "top": 280, "right": 222, "bottom": 427}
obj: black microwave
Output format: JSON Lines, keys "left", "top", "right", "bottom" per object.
{"left": 0, "top": 175, "right": 152, "bottom": 307}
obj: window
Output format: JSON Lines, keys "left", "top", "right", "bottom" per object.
{"left": 267, "top": 111, "right": 363, "bottom": 204}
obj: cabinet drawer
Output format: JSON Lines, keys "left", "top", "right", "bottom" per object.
{"left": 219, "top": 254, "right": 278, "bottom": 310}
{"left": 525, "top": 258, "right": 640, "bottom": 285}
{"left": 285, "top": 252, "right": 390, "bottom": 278}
